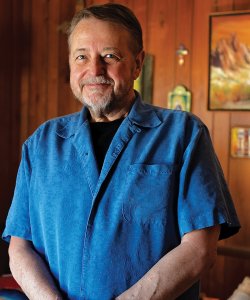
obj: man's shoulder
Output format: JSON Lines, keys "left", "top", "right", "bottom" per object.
{"left": 142, "top": 102, "right": 203, "bottom": 126}
{"left": 25, "top": 110, "right": 82, "bottom": 145}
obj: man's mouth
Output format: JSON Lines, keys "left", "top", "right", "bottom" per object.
{"left": 85, "top": 83, "right": 110, "bottom": 88}
{"left": 80, "top": 76, "right": 114, "bottom": 89}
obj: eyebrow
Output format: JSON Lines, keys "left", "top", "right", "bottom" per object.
{"left": 102, "top": 47, "right": 121, "bottom": 52}
{"left": 73, "top": 48, "right": 89, "bottom": 55}
{"left": 73, "top": 47, "right": 121, "bottom": 53}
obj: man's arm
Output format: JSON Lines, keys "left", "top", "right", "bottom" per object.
{"left": 9, "top": 236, "right": 63, "bottom": 300}
{"left": 116, "top": 225, "right": 220, "bottom": 300}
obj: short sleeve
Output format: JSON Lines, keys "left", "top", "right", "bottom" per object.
{"left": 178, "top": 123, "right": 240, "bottom": 240}
{"left": 2, "top": 143, "right": 32, "bottom": 243}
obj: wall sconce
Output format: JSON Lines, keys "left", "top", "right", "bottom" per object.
{"left": 176, "top": 44, "right": 188, "bottom": 66}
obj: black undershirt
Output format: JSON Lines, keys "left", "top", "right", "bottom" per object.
{"left": 89, "top": 118, "right": 124, "bottom": 170}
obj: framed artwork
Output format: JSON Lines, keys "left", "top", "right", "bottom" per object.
{"left": 231, "top": 127, "right": 250, "bottom": 158}
{"left": 168, "top": 85, "right": 191, "bottom": 112}
{"left": 208, "top": 12, "right": 250, "bottom": 110}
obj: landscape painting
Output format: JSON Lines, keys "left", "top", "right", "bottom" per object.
{"left": 208, "top": 12, "right": 250, "bottom": 110}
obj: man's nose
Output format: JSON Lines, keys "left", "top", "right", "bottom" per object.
{"left": 88, "top": 57, "right": 106, "bottom": 76}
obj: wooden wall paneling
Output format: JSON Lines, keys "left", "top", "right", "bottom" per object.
{"left": 125, "top": 0, "right": 136, "bottom": 11}
{"left": 190, "top": 0, "right": 213, "bottom": 131}
{"left": 10, "top": 0, "right": 23, "bottom": 209}
{"left": 19, "top": 1, "right": 31, "bottom": 145}
{"left": 147, "top": 0, "right": 177, "bottom": 108}
{"left": 0, "top": 0, "right": 12, "bottom": 217}
{"left": 85, "top": 0, "right": 113, "bottom": 6}
{"left": 174, "top": 0, "right": 193, "bottom": 88}
{"left": 229, "top": 153, "right": 250, "bottom": 246}
{"left": 132, "top": 0, "right": 148, "bottom": 53}
{"left": 58, "top": 0, "right": 81, "bottom": 117}
{"left": 233, "top": 0, "right": 250, "bottom": 10}
{"left": 0, "top": 0, "right": 13, "bottom": 275}
{"left": 212, "top": 112, "right": 231, "bottom": 174}
{"left": 7, "top": 0, "right": 23, "bottom": 274}
{"left": 114, "top": 0, "right": 132, "bottom": 8}
{"left": 47, "top": 0, "right": 60, "bottom": 119}
{"left": 11, "top": 0, "right": 22, "bottom": 166}
{"left": 0, "top": 0, "right": 23, "bottom": 275}
{"left": 89, "top": 0, "right": 110, "bottom": 5}
{"left": 28, "top": 1, "right": 49, "bottom": 134}
{"left": 214, "top": 0, "right": 236, "bottom": 11}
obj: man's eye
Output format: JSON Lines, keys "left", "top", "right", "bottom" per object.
{"left": 103, "top": 54, "right": 121, "bottom": 64}
{"left": 75, "top": 55, "right": 86, "bottom": 61}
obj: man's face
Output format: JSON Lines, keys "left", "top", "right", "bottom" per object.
{"left": 69, "top": 17, "right": 144, "bottom": 119}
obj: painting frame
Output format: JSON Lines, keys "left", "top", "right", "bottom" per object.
{"left": 208, "top": 11, "right": 250, "bottom": 111}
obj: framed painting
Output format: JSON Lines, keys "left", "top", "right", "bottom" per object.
{"left": 231, "top": 127, "right": 250, "bottom": 158}
{"left": 208, "top": 12, "right": 250, "bottom": 110}
{"left": 168, "top": 85, "right": 191, "bottom": 112}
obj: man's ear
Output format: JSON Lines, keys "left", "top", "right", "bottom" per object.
{"left": 133, "top": 50, "right": 145, "bottom": 79}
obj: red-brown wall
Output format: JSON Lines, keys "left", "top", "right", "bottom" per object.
{"left": 1, "top": 1, "right": 250, "bottom": 299}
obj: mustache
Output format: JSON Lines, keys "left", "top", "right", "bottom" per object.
{"left": 80, "top": 76, "right": 114, "bottom": 87}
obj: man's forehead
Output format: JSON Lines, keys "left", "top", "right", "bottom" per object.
{"left": 70, "top": 23, "right": 128, "bottom": 42}
{"left": 72, "top": 17, "right": 125, "bottom": 33}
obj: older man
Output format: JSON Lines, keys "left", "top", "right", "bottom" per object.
{"left": 3, "top": 3, "right": 239, "bottom": 300}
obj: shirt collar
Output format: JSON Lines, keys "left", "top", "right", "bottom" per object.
{"left": 55, "top": 108, "right": 88, "bottom": 139}
{"left": 127, "top": 93, "right": 162, "bottom": 128}
{"left": 56, "top": 93, "right": 162, "bottom": 139}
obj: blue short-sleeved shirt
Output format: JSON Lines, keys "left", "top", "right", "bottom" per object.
{"left": 2, "top": 96, "right": 240, "bottom": 300}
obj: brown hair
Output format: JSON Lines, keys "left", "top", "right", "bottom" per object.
{"left": 67, "top": 3, "right": 143, "bottom": 54}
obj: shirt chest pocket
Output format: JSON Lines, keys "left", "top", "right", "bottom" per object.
{"left": 122, "top": 164, "right": 178, "bottom": 225}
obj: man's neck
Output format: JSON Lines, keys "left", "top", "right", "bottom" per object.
{"left": 89, "top": 101, "right": 134, "bottom": 122}
{"left": 89, "top": 110, "right": 128, "bottom": 122}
